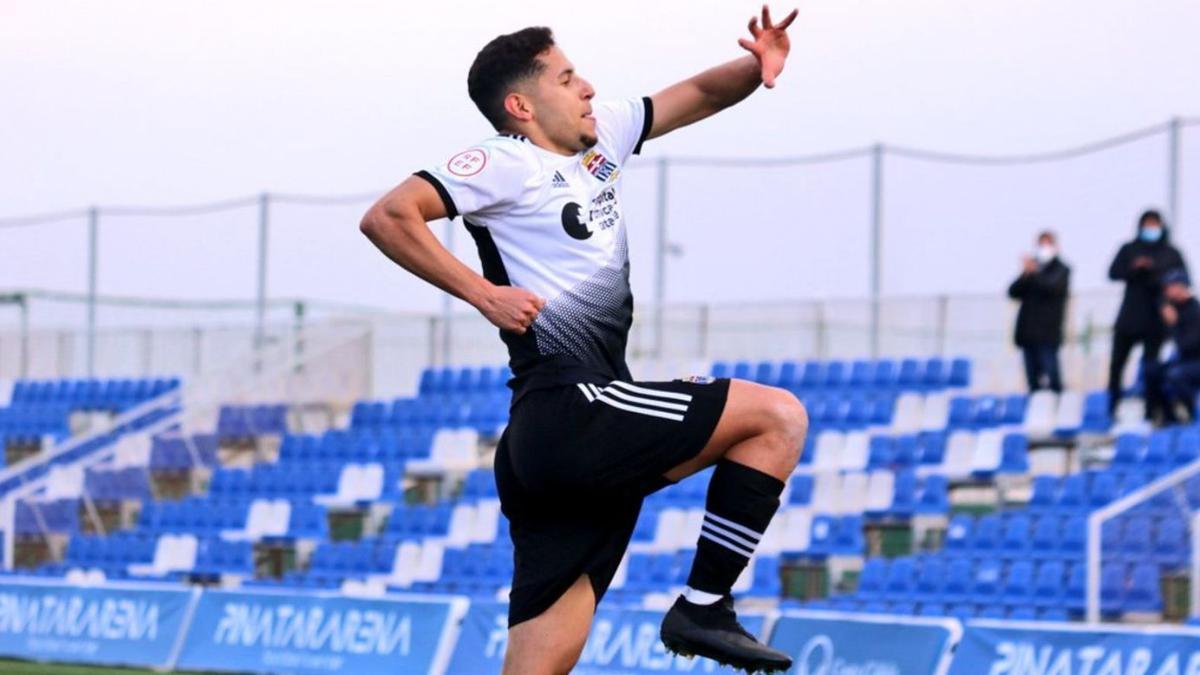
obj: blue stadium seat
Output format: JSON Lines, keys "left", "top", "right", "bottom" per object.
{"left": 1033, "top": 561, "right": 1065, "bottom": 608}
{"left": 941, "top": 559, "right": 973, "bottom": 604}
{"left": 999, "top": 434, "right": 1030, "bottom": 474}
{"left": 913, "top": 558, "right": 945, "bottom": 603}
{"left": 731, "top": 361, "right": 752, "bottom": 381}
{"left": 1081, "top": 392, "right": 1111, "bottom": 432}
{"left": 1124, "top": 563, "right": 1162, "bottom": 612}
{"left": 919, "top": 603, "right": 948, "bottom": 618}
{"left": 1001, "top": 514, "right": 1031, "bottom": 557}
{"left": 1029, "top": 515, "right": 1060, "bottom": 560}
{"left": 1113, "top": 433, "right": 1147, "bottom": 466}
{"left": 856, "top": 558, "right": 888, "bottom": 601}
{"left": 874, "top": 360, "right": 899, "bottom": 390}
{"left": 753, "top": 361, "right": 775, "bottom": 385}
{"left": 1028, "top": 476, "right": 1058, "bottom": 514}
{"left": 833, "top": 515, "right": 864, "bottom": 555}
{"left": 971, "top": 515, "right": 1002, "bottom": 554}
{"left": 897, "top": 358, "right": 922, "bottom": 390}
{"left": 1059, "top": 516, "right": 1087, "bottom": 561}
{"left": 1001, "top": 560, "right": 1034, "bottom": 605}
{"left": 1056, "top": 474, "right": 1088, "bottom": 513}
{"left": 1154, "top": 517, "right": 1187, "bottom": 567}
{"left": 971, "top": 560, "right": 1003, "bottom": 605}
{"left": 788, "top": 475, "right": 814, "bottom": 506}
{"left": 867, "top": 436, "right": 894, "bottom": 468}
{"left": 892, "top": 435, "right": 918, "bottom": 467}
{"left": 944, "top": 515, "right": 973, "bottom": 557}
{"left": 776, "top": 361, "right": 799, "bottom": 389}
{"left": 888, "top": 471, "right": 917, "bottom": 518}
{"left": 949, "top": 358, "right": 971, "bottom": 387}
{"left": 912, "top": 475, "right": 950, "bottom": 511}
{"left": 883, "top": 557, "right": 916, "bottom": 599}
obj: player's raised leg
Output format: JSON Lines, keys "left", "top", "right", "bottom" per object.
{"left": 660, "top": 379, "right": 807, "bottom": 672}
{"left": 502, "top": 574, "right": 596, "bottom": 675}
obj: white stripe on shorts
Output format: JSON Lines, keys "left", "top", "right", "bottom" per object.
{"left": 599, "top": 385, "right": 690, "bottom": 412}
{"left": 609, "top": 380, "right": 694, "bottom": 403}
{"left": 595, "top": 393, "right": 686, "bottom": 422}
{"left": 577, "top": 383, "right": 596, "bottom": 402}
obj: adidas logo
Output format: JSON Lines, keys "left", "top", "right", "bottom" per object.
{"left": 551, "top": 171, "right": 569, "bottom": 188}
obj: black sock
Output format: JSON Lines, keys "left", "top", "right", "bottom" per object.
{"left": 685, "top": 459, "right": 784, "bottom": 595}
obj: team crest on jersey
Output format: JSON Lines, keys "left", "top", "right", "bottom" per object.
{"left": 581, "top": 149, "right": 619, "bottom": 183}
{"left": 447, "top": 148, "right": 487, "bottom": 177}
{"left": 677, "top": 375, "right": 715, "bottom": 385}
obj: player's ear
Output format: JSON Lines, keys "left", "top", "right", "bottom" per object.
{"left": 503, "top": 92, "right": 534, "bottom": 124}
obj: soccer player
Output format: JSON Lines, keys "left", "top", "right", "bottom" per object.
{"left": 361, "top": 6, "right": 806, "bottom": 673}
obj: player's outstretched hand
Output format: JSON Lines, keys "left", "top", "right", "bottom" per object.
{"left": 478, "top": 285, "right": 546, "bottom": 335}
{"left": 737, "top": 5, "right": 799, "bottom": 89}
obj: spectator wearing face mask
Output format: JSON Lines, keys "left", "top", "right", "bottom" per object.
{"left": 1008, "top": 231, "right": 1071, "bottom": 393}
{"left": 1107, "top": 209, "right": 1188, "bottom": 417}
{"left": 1144, "top": 269, "right": 1200, "bottom": 424}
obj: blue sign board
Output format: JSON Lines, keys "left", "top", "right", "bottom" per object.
{"left": 0, "top": 578, "right": 198, "bottom": 669}
{"left": 450, "top": 601, "right": 768, "bottom": 674}
{"left": 768, "top": 610, "right": 961, "bottom": 675}
{"left": 176, "top": 589, "right": 467, "bottom": 674}
{"left": 950, "top": 620, "right": 1200, "bottom": 675}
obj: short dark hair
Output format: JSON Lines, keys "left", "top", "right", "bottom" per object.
{"left": 468, "top": 27, "right": 555, "bottom": 130}
{"left": 1139, "top": 209, "right": 1164, "bottom": 228}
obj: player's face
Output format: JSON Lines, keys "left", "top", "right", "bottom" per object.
{"left": 529, "top": 46, "right": 597, "bottom": 153}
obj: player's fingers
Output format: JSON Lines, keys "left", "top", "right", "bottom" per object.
{"left": 737, "top": 37, "right": 756, "bottom": 53}
{"left": 748, "top": 16, "right": 761, "bottom": 38}
{"left": 777, "top": 8, "right": 798, "bottom": 30}
{"left": 763, "top": 67, "right": 777, "bottom": 89}
{"left": 762, "top": 5, "right": 772, "bottom": 30}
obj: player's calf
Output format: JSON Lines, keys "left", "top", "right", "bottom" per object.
{"left": 660, "top": 387, "right": 805, "bottom": 672}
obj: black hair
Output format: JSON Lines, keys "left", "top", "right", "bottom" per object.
{"left": 468, "top": 27, "right": 556, "bottom": 131}
{"left": 1139, "top": 209, "right": 1164, "bottom": 229}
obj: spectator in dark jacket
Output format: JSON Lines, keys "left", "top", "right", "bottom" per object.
{"left": 1144, "top": 269, "right": 1200, "bottom": 424}
{"left": 1107, "top": 210, "right": 1188, "bottom": 416}
{"left": 1008, "top": 231, "right": 1070, "bottom": 392}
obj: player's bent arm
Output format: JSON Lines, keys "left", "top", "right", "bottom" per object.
{"left": 648, "top": 56, "right": 761, "bottom": 140}
{"left": 360, "top": 177, "right": 544, "bottom": 334}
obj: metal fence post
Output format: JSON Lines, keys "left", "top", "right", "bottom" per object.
{"left": 17, "top": 293, "right": 29, "bottom": 379}
{"left": 1168, "top": 116, "right": 1182, "bottom": 230}
{"left": 870, "top": 144, "right": 884, "bottom": 358}
{"left": 442, "top": 220, "right": 455, "bottom": 364}
{"left": 86, "top": 206, "right": 99, "bottom": 377}
{"left": 654, "top": 157, "right": 670, "bottom": 359}
{"left": 254, "top": 192, "right": 270, "bottom": 356}
{"left": 936, "top": 295, "right": 949, "bottom": 356}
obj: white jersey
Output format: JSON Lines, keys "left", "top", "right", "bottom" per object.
{"left": 418, "top": 97, "right": 653, "bottom": 396}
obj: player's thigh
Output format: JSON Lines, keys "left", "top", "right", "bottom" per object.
{"left": 503, "top": 574, "right": 596, "bottom": 675}
{"left": 663, "top": 379, "right": 800, "bottom": 482}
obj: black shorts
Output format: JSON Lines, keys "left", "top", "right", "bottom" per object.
{"left": 494, "top": 377, "right": 730, "bottom": 626}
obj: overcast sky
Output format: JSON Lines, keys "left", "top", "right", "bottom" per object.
{"left": 3, "top": 0, "right": 1199, "bottom": 328}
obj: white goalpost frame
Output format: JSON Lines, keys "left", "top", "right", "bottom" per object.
{"left": 1087, "top": 457, "right": 1200, "bottom": 623}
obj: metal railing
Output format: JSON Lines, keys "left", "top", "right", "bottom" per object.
{"left": 2, "top": 117, "right": 1196, "bottom": 375}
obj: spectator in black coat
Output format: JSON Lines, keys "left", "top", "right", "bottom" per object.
{"left": 1107, "top": 210, "right": 1188, "bottom": 416}
{"left": 1144, "top": 269, "right": 1200, "bottom": 424}
{"left": 1008, "top": 231, "right": 1070, "bottom": 393}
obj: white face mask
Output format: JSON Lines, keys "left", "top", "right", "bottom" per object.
{"left": 1035, "top": 245, "right": 1056, "bottom": 264}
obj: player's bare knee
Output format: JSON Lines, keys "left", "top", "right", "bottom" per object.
{"left": 768, "top": 388, "right": 807, "bottom": 461}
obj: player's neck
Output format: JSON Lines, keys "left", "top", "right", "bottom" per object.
{"left": 511, "top": 126, "right": 578, "bottom": 157}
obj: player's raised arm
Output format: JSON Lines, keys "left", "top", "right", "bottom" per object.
{"left": 360, "top": 178, "right": 545, "bottom": 334}
{"left": 647, "top": 5, "right": 797, "bottom": 140}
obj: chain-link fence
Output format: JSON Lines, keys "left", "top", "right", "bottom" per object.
{"left": 1, "top": 117, "right": 1197, "bottom": 392}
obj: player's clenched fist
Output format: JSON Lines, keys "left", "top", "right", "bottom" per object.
{"left": 477, "top": 285, "right": 546, "bottom": 334}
